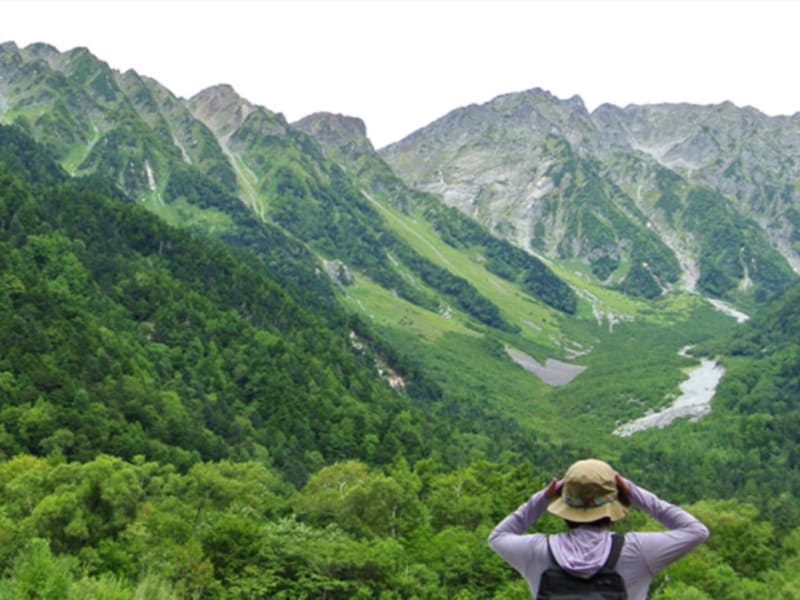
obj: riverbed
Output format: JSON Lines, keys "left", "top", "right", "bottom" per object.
{"left": 613, "top": 349, "right": 726, "bottom": 437}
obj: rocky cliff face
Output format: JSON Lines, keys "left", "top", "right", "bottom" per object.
{"left": 380, "top": 88, "right": 799, "bottom": 300}
{"left": 593, "top": 103, "right": 800, "bottom": 269}
{"left": 293, "top": 112, "right": 374, "bottom": 157}
{"left": 188, "top": 84, "right": 258, "bottom": 141}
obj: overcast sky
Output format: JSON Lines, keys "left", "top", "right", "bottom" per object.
{"left": 2, "top": 0, "right": 798, "bottom": 148}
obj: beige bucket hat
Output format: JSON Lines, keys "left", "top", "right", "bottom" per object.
{"left": 547, "top": 459, "right": 630, "bottom": 523}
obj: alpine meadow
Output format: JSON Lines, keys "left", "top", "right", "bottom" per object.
{"left": 1, "top": 40, "right": 800, "bottom": 598}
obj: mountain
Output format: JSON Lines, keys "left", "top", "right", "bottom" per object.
{"left": 381, "top": 88, "right": 798, "bottom": 303}
{"left": 293, "top": 111, "right": 578, "bottom": 313}
{"left": 1, "top": 40, "right": 779, "bottom": 437}
{"left": 3, "top": 39, "right": 800, "bottom": 598}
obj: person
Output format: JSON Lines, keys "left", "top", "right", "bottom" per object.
{"left": 488, "top": 459, "right": 709, "bottom": 599}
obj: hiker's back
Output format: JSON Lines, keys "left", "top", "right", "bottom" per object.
{"left": 537, "top": 533, "right": 627, "bottom": 600}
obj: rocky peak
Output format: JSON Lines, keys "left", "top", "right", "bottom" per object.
{"left": 493, "top": 87, "right": 591, "bottom": 125}
{"left": 22, "top": 42, "right": 60, "bottom": 62}
{"left": 292, "top": 112, "right": 374, "bottom": 156}
{"left": 591, "top": 101, "right": 800, "bottom": 204}
{"left": 381, "top": 85, "right": 800, "bottom": 298}
{"left": 62, "top": 46, "right": 110, "bottom": 72}
{"left": 385, "top": 86, "right": 595, "bottom": 165}
{"left": 187, "top": 84, "right": 255, "bottom": 139}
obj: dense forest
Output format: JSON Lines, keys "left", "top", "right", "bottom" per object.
{"left": 2, "top": 120, "right": 800, "bottom": 599}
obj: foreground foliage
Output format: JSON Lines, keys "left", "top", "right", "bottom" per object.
{"left": 0, "top": 455, "right": 798, "bottom": 599}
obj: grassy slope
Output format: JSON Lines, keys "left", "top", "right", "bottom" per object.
{"left": 347, "top": 190, "right": 741, "bottom": 450}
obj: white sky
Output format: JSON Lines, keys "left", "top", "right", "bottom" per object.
{"left": 2, "top": 0, "right": 799, "bottom": 148}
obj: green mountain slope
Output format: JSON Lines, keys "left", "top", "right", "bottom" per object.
{"left": 4, "top": 125, "right": 532, "bottom": 483}
{"left": 2, "top": 40, "right": 800, "bottom": 599}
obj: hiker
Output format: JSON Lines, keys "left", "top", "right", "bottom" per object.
{"left": 488, "top": 459, "right": 709, "bottom": 599}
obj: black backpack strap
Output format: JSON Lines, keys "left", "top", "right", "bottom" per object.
{"left": 545, "top": 535, "right": 557, "bottom": 564}
{"left": 600, "top": 533, "right": 625, "bottom": 572}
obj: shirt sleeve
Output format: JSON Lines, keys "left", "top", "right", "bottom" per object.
{"left": 487, "top": 488, "right": 550, "bottom": 574}
{"left": 626, "top": 479, "right": 710, "bottom": 575}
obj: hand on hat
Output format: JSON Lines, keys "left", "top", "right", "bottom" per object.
{"left": 545, "top": 477, "right": 563, "bottom": 499}
{"left": 615, "top": 473, "right": 631, "bottom": 506}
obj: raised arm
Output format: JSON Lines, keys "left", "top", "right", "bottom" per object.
{"left": 619, "top": 475, "right": 709, "bottom": 573}
{"left": 487, "top": 479, "right": 559, "bottom": 572}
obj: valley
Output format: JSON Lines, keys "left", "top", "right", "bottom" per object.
{"left": 0, "top": 38, "right": 799, "bottom": 598}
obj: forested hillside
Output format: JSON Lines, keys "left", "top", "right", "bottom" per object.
{"left": 2, "top": 123, "right": 800, "bottom": 599}
{"left": 0, "top": 124, "right": 565, "bottom": 481}
{"left": 2, "top": 38, "right": 800, "bottom": 599}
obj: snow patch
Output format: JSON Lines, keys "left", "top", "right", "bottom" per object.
{"left": 145, "top": 160, "right": 157, "bottom": 191}
{"left": 505, "top": 347, "right": 587, "bottom": 386}
{"left": 707, "top": 298, "right": 750, "bottom": 323}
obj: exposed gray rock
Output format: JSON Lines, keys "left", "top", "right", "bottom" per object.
{"left": 188, "top": 84, "right": 256, "bottom": 140}
{"left": 293, "top": 112, "right": 374, "bottom": 156}
{"left": 381, "top": 87, "right": 800, "bottom": 294}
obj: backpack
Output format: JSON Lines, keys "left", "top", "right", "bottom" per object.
{"left": 536, "top": 533, "right": 627, "bottom": 600}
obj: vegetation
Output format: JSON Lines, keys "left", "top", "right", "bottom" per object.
{"left": 296, "top": 124, "right": 579, "bottom": 315}
{"left": 4, "top": 124, "right": 800, "bottom": 596}
{"left": 2, "top": 45, "right": 800, "bottom": 597}
{"left": 682, "top": 186, "right": 795, "bottom": 301}
{"left": 0, "top": 124, "right": 555, "bottom": 480}
{"left": 0, "top": 453, "right": 799, "bottom": 599}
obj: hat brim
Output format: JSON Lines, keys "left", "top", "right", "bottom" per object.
{"left": 547, "top": 497, "right": 629, "bottom": 523}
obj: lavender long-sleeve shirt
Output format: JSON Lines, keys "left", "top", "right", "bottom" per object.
{"left": 487, "top": 479, "right": 709, "bottom": 599}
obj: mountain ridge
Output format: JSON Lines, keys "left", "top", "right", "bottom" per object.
{"left": 380, "top": 86, "right": 799, "bottom": 302}
{"left": 0, "top": 40, "right": 791, "bottom": 422}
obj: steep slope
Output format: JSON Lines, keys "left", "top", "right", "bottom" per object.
{"left": 1, "top": 43, "right": 562, "bottom": 334}
{"left": 594, "top": 101, "right": 800, "bottom": 279}
{"left": 293, "top": 111, "right": 578, "bottom": 311}
{"left": 188, "top": 84, "right": 548, "bottom": 331}
{"left": 1, "top": 124, "right": 563, "bottom": 483}
{"left": 0, "top": 41, "right": 343, "bottom": 314}
{"left": 0, "top": 126, "right": 391, "bottom": 480}
{"left": 381, "top": 88, "right": 798, "bottom": 304}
